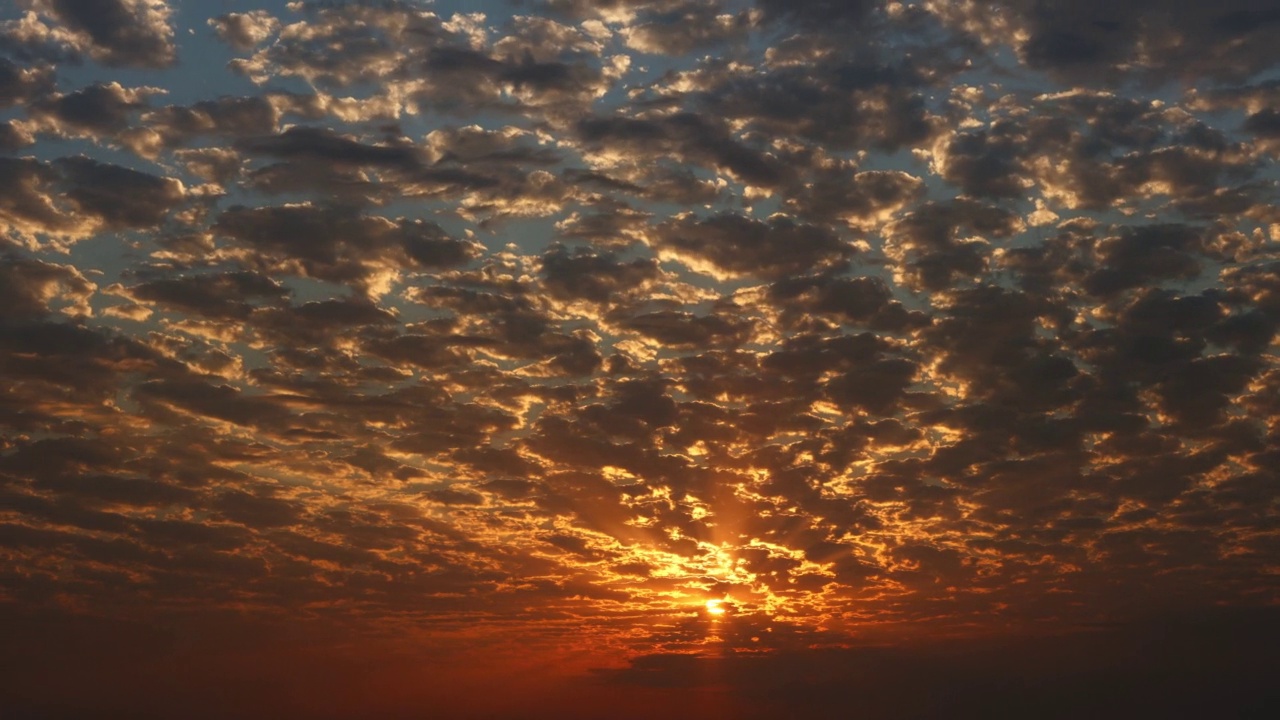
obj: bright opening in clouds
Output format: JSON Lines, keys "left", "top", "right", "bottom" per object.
{"left": 2, "top": 1, "right": 1279, "bottom": 718}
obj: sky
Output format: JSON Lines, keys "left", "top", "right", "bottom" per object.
{"left": 2, "top": 0, "right": 1280, "bottom": 718}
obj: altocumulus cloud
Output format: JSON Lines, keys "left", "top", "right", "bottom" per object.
{"left": 1, "top": 1, "right": 1279, "bottom": 718}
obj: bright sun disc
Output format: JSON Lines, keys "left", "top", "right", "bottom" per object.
{"left": 705, "top": 599, "right": 727, "bottom": 615}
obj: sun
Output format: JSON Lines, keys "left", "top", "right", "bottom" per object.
{"left": 705, "top": 598, "right": 728, "bottom": 616}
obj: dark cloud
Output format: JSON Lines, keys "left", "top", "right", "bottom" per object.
{"left": 237, "top": 126, "right": 419, "bottom": 170}
{"left": 692, "top": 54, "right": 944, "bottom": 153}
{"left": 212, "top": 204, "right": 479, "bottom": 290}
{"left": 141, "top": 95, "right": 279, "bottom": 151}
{"left": 540, "top": 244, "right": 659, "bottom": 303}
{"left": 0, "top": 57, "right": 52, "bottom": 108}
{"left": 30, "top": 81, "right": 147, "bottom": 137}
{"left": 230, "top": 1, "right": 613, "bottom": 121}
{"left": 755, "top": 0, "right": 880, "bottom": 28}
{"left": 942, "top": 0, "right": 1280, "bottom": 83}
{"left": 408, "top": 279, "right": 605, "bottom": 376}
{"left": 576, "top": 112, "right": 787, "bottom": 187}
{"left": 622, "top": 4, "right": 752, "bottom": 55}
{"left": 653, "top": 212, "right": 853, "bottom": 278}
{"left": 769, "top": 274, "right": 929, "bottom": 333}
{"left": 0, "top": 254, "right": 94, "bottom": 320}
{"left": 886, "top": 199, "right": 1021, "bottom": 290}
{"left": 617, "top": 309, "right": 754, "bottom": 349}
{"left": 0, "top": 155, "right": 188, "bottom": 243}
{"left": 932, "top": 89, "right": 1259, "bottom": 213}
{"left": 30, "top": 0, "right": 176, "bottom": 68}
{"left": 55, "top": 156, "right": 188, "bottom": 230}
{"left": 783, "top": 168, "right": 924, "bottom": 225}
{"left": 128, "top": 271, "right": 289, "bottom": 321}
{"left": 1083, "top": 224, "right": 1207, "bottom": 296}
{"left": 0, "top": 120, "right": 32, "bottom": 152}
{"left": 0, "top": 156, "right": 83, "bottom": 240}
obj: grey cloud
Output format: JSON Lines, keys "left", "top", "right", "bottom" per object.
{"left": 696, "top": 57, "right": 941, "bottom": 153}
{"left": 32, "top": 0, "right": 176, "bottom": 68}
{"left": 623, "top": 4, "right": 752, "bottom": 55}
{"left": 211, "top": 489, "right": 302, "bottom": 528}
{"left": 0, "top": 57, "right": 52, "bottom": 108}
{"left": 143, "top": 95, "right": 279, "bottom": 150}
{"left": 963, "top": 0, "right": 1280, "bottom": 83}
{"left": 233, "top": 2, "right": 613, "bottom": 120}
{"left": 0, "top": 254, "right": 94, "bottom": 320}
{"left": 763, "top": 331, "right": 921, "bottom": 415}
{"left": 577, "top": 111, "right": 787, "bottom": 187}
{"left": 654, "top": 212, "right": 853, "bottom": 279}
{"left": 238, "top": 126, "right": 418, "bottom": 169}
{"left": 783, "top": 168, "right": 924, "bottom": 225}
{"left": 755, "top": 0, "right": 880, "bottom": 29}
{"left": 617, "top": 310, "right": 754, "bottom": 349}
{"left": 886, "top": 199, "right": 1021, "bottom": 291}
{"left": 213, "top": 204, "right": 479, "bottom": 289}
{"left": 133, "top": 378, "right": 294, "bottom": 430}
{"left": 0, "top": 120, "right": 32, "bottom": 152}
{"left": 129, "top": 271, "right": 288, "bottom": 321}
{"left": 0, "top": 156, "right": 80, "bottom": 238}
{"left": 235, "top": 125, "right": 509, "bottom": 204}
{"left": 55, "top": 156, "right": 188, "bottom": 230}
{"left": 409, "top": 278, "right": 603, "bottom": 375}
{"left": 540, "top": 244, "right": 659, "bottom": 303}
{"left": 30, "top": 82, "right": 146, "bottom": 137}
{"left": 1083, "top": 224, "right": 1207, "bottom": 297}
{"left": 769, "top": 274, "right": 930, "bottom": 333}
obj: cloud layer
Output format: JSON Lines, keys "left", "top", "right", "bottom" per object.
{"left": 1, "top": 0, "right": 1278, "bottom": 716}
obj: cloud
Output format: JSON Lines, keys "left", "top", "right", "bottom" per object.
{"left": 207, "top": 11, "right": 279, "bottom": 51}
{"left": 540, "top": 243, "right": 659, "bottom": 303}
{"left": 654, "top": 212, "right": 853, "bottom": 279}
{"left": 55, "top": 155, "right": 189, "bottom": 230}
{"left": 576, "top": 111, "right": 787, "bottom": 187}
{"left": 689, "top": 50, "right": 946, "bottom": 154}
{"left": 23, "top": 0, "right": 176, "bottom": 68}
{"left": 2, "top": 1, "right": 1280, "bottom": 717}
{"left": 212, "top": 204, "right": 480, "bottom": 292}
{"left": 937, "top": 0, "right": 1280, "bottom": 84}
{"left": 0, "top": 56, "right": 51, "bottom": 108}
{"left": 28, "top": 81, "right": 152, "bottom": 139}
{"left": 128, "top": 271, "right": 289, "bottom": 321}
{"left": 0, "top": 155, "right": 188, "bottom": 245}
{"left": 229, "top": 2, "right": 617, "bottom": 123}
{"left": 622, "top": 4, "right": 752, "bottom": 55}
{"left": 0, "top": 254, "right": 95, "bottom": 319}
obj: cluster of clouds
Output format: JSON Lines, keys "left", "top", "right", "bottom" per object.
{"left": 1, "top": 0, "right": 1278, "bottom": 680}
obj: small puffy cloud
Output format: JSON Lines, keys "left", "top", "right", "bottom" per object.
{"left": 208, "top": 10, "right": 279, "bottom": 51}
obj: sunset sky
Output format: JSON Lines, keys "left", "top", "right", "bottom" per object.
{"left": 2, "top": 1, "right": 1280, "bottom": 717}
